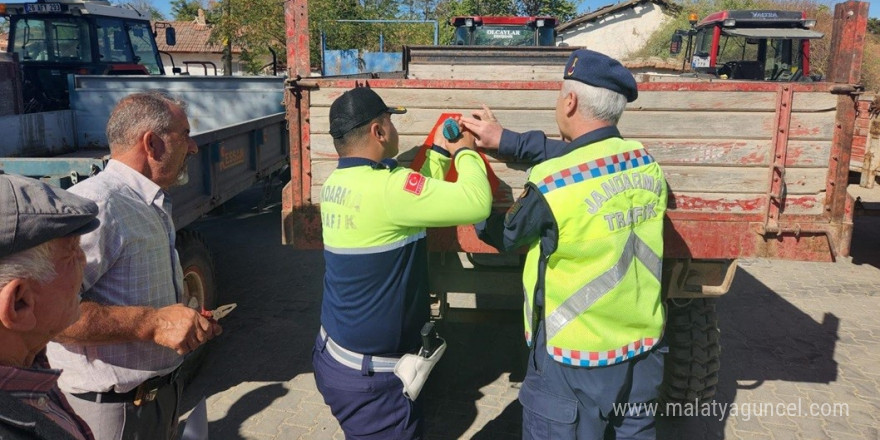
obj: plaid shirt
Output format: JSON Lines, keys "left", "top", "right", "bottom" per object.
{"left": 47, "top": 160, "right": 184, "bottom": 394}
{"left": 0, "top": 352, "right": 94, "bottom": 440}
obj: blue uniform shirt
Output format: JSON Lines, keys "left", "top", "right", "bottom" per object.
{"left": 321, "top": 149, "right": 492, "bottom": 356}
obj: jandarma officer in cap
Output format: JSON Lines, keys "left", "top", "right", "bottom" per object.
{"left": 313, "top": 87, "right": 492, "bottom": 439}
{"left": 460, "top": 49, "right": 668, "bottom": 439}
{"left": 0, "top": 171, "right": 98, "bottom": 440}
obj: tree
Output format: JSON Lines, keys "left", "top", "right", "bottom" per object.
{"left": 435, "top": 0, "right": 576, "bottom": 19}
{"left": 171, "top": 0, "right": 205, "bottom": 21}
{"left": 115, "top": 0, "right": 166, "bottom": 20}
{"left": 869, "top": 18, "right": 880, "bottom": 35}
{"left": 202, "top": 0, "right": 577, "bottom": 74}
{"left": 209, "top": 0, "right": 286, "bottom": 74}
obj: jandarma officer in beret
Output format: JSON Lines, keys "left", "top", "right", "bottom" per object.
{"left": 461, "top": 49, "right": 669, "bottom": 439}
{"left": 313, "top": 87, "right": 491, "bottom": 439}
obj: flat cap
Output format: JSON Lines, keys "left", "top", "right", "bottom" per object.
{"left": 0, "top": 171, "right": 99, "bottom": 258}
{"left": 563, "top": 49, "right": 638, "bottom": 102}
{"left": 329, "top": 87, "right": 406, "bottom": 139}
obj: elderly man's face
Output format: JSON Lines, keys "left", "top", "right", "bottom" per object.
{"left": 32, "top": 236, "right": 86, "bottom": 338}
{"left": 155, "top": 105, "right": 198, "bottom": 188}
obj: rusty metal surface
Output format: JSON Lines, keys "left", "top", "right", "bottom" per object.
{"left": 828, "top": 1, "right": 868, "bottom": 85}
{"left": 281, "top": 204, "right": 323, "bottom": 249}
{"left": 827, "top": 94, "right": 858, "bottom": 224}
{"left": 290, "top": 77, "right": 842, "bottom": 93}
{"left": 637, "top": 81, "right": 834, "bottom": 93}
{"left": 284, "top": 0, "right": 310, "bottom": 78}
{"left": 293, "top": 77, "right": 564, "bottom": 91}
{"left": 761, "top": 85, "right": 795, "bottom": 235}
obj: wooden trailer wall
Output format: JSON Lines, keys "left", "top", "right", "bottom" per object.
{"left": 851, "top": 95, "right": 879, "bottom": 187}
{"left": 282, "top": 78, "right": 852, "bottom": 262}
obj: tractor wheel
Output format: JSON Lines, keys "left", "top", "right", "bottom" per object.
{"left": 176, "top": 229, "right": 217, "bottom": 386}
{"left": 658, "top": 298, "right": 721, "bottom": 411}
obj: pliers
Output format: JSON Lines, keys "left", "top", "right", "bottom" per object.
{"left": 200, "top": 303, "right": 237, "bottom": 321}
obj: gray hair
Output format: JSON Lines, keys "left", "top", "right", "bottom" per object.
{"left": 561, "top": 80, "right": 627, "bottom": 125}
{"left": 105, "top": 92, "right": 187, "bottom": 154}
{"left": 0, "top": 241, "right": 55, "bottom": 289}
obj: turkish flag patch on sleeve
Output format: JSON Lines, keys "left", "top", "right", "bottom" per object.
{"left": 403, "top": 172, "right": 427, "bottom": 196}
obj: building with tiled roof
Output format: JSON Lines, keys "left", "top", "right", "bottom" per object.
{"left": 556, "top": 0, "right": 680, "bottom": 60}
{"left": 154, "top": 9, "right": 246, "bottom": 75}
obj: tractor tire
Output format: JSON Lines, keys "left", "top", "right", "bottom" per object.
{"left": 658, "top": 298, "right": 721, "bottom": 410}
{"left": 176, "top": 229, "right": 217, "bottom": 386}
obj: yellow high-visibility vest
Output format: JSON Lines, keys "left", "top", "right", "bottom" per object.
{"left": 523, "top": 137, "right": 667, "bottom": 367}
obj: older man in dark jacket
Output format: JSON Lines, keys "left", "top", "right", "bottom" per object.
{"left": 0, "top": 170, "right": 99, "bottom": 440}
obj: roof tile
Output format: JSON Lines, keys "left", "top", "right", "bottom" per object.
{"left": 154, "top": 21, "right": 241, "bottom": 54}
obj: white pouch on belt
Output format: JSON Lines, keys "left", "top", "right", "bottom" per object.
{"left": 394, "top": 339, "right": 447, "bottom": 401}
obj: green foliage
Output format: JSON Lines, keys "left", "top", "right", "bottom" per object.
{"left": 171, "top": 0, "right": 204, "bottom": 21}
{"left": 435, "top": 0, "right": 577, "bottom": 19}
{"left": 869, "top": 18, "right": 880, "bottom": 35}
{"left": 209, "top": 0, "right": 285, "bottom": 75}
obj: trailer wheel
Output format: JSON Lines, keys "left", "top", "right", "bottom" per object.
{"left": 176, "top": 229, "right": 217, "bottom": 386}
{"left": 658, "top": 298, "right": 721, "bottom": 411}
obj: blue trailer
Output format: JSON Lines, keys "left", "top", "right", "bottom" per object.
{"left": 0, "top": 74, "right": 288, "bottom": 324}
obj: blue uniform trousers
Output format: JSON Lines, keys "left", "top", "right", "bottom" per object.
{"left": 312, "top": 334, "right": 423, "bottom": 440}
{"left": 520, "top": 322, "right": 665, "bottom": 440}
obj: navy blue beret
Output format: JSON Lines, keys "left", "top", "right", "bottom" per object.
{"left": 563, "top": 49, "right": 638, "bottom": 102}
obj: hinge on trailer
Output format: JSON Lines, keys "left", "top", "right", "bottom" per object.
{"left": 760, "top": 85, "right": 794, "bottom": 236}
{"left": 829, "top": 84, "right": 865, "bottom": 96}
{"left": 283, "top": 75, "right": 304, "bottom": 133}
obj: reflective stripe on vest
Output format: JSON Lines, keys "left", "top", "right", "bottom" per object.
{"left": 536, "top": 148, "right": 654, "bottom": 195}
{"left": 524, "top": 138, "right": 667, "bottom": 368}
{"left": 544, "top": 230, "right": 661, "bottom": 341}
{"left": 324, "top": 231, "right": 426, "bottom": 255}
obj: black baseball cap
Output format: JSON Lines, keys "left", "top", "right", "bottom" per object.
{"left": 329, "top": 87, "right": 407, "bottom": 139}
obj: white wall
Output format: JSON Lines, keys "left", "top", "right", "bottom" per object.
{"left": 558, "top": 3, "right": 671, "bottom": 60}
{"left": 160, "top": 52, "right": 242, "bottom": 76}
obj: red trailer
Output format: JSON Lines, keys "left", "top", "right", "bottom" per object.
{"left": 280, "top": 0, "right": 870, "bottom": 404}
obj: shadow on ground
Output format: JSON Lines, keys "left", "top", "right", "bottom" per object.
{"left": 179, "top": 186, "right": 325, "bottom": 438}
{"left": 176, "top": 184, "right": 868, "bottom": 439}
{"left": 656, "top": 266, "right": 840, "bottom": 439}
{"left": 423, "top": 309, "right": 528, "bottom": 440}
{"left": 850, "top": 214, "right": 880, "bottom": 269}
{"left": 439, "top": 268, "right": 842, "bottom": 440}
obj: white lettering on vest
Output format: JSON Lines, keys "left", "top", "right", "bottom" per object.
{"left": 321, "top": 184, "right": 360, "bottom": 229}
{"left": 603, "top": 203, "right": 657, "bottom": 231}
{"left": 584, "top": 171, "right": 661, "bottom": 214}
